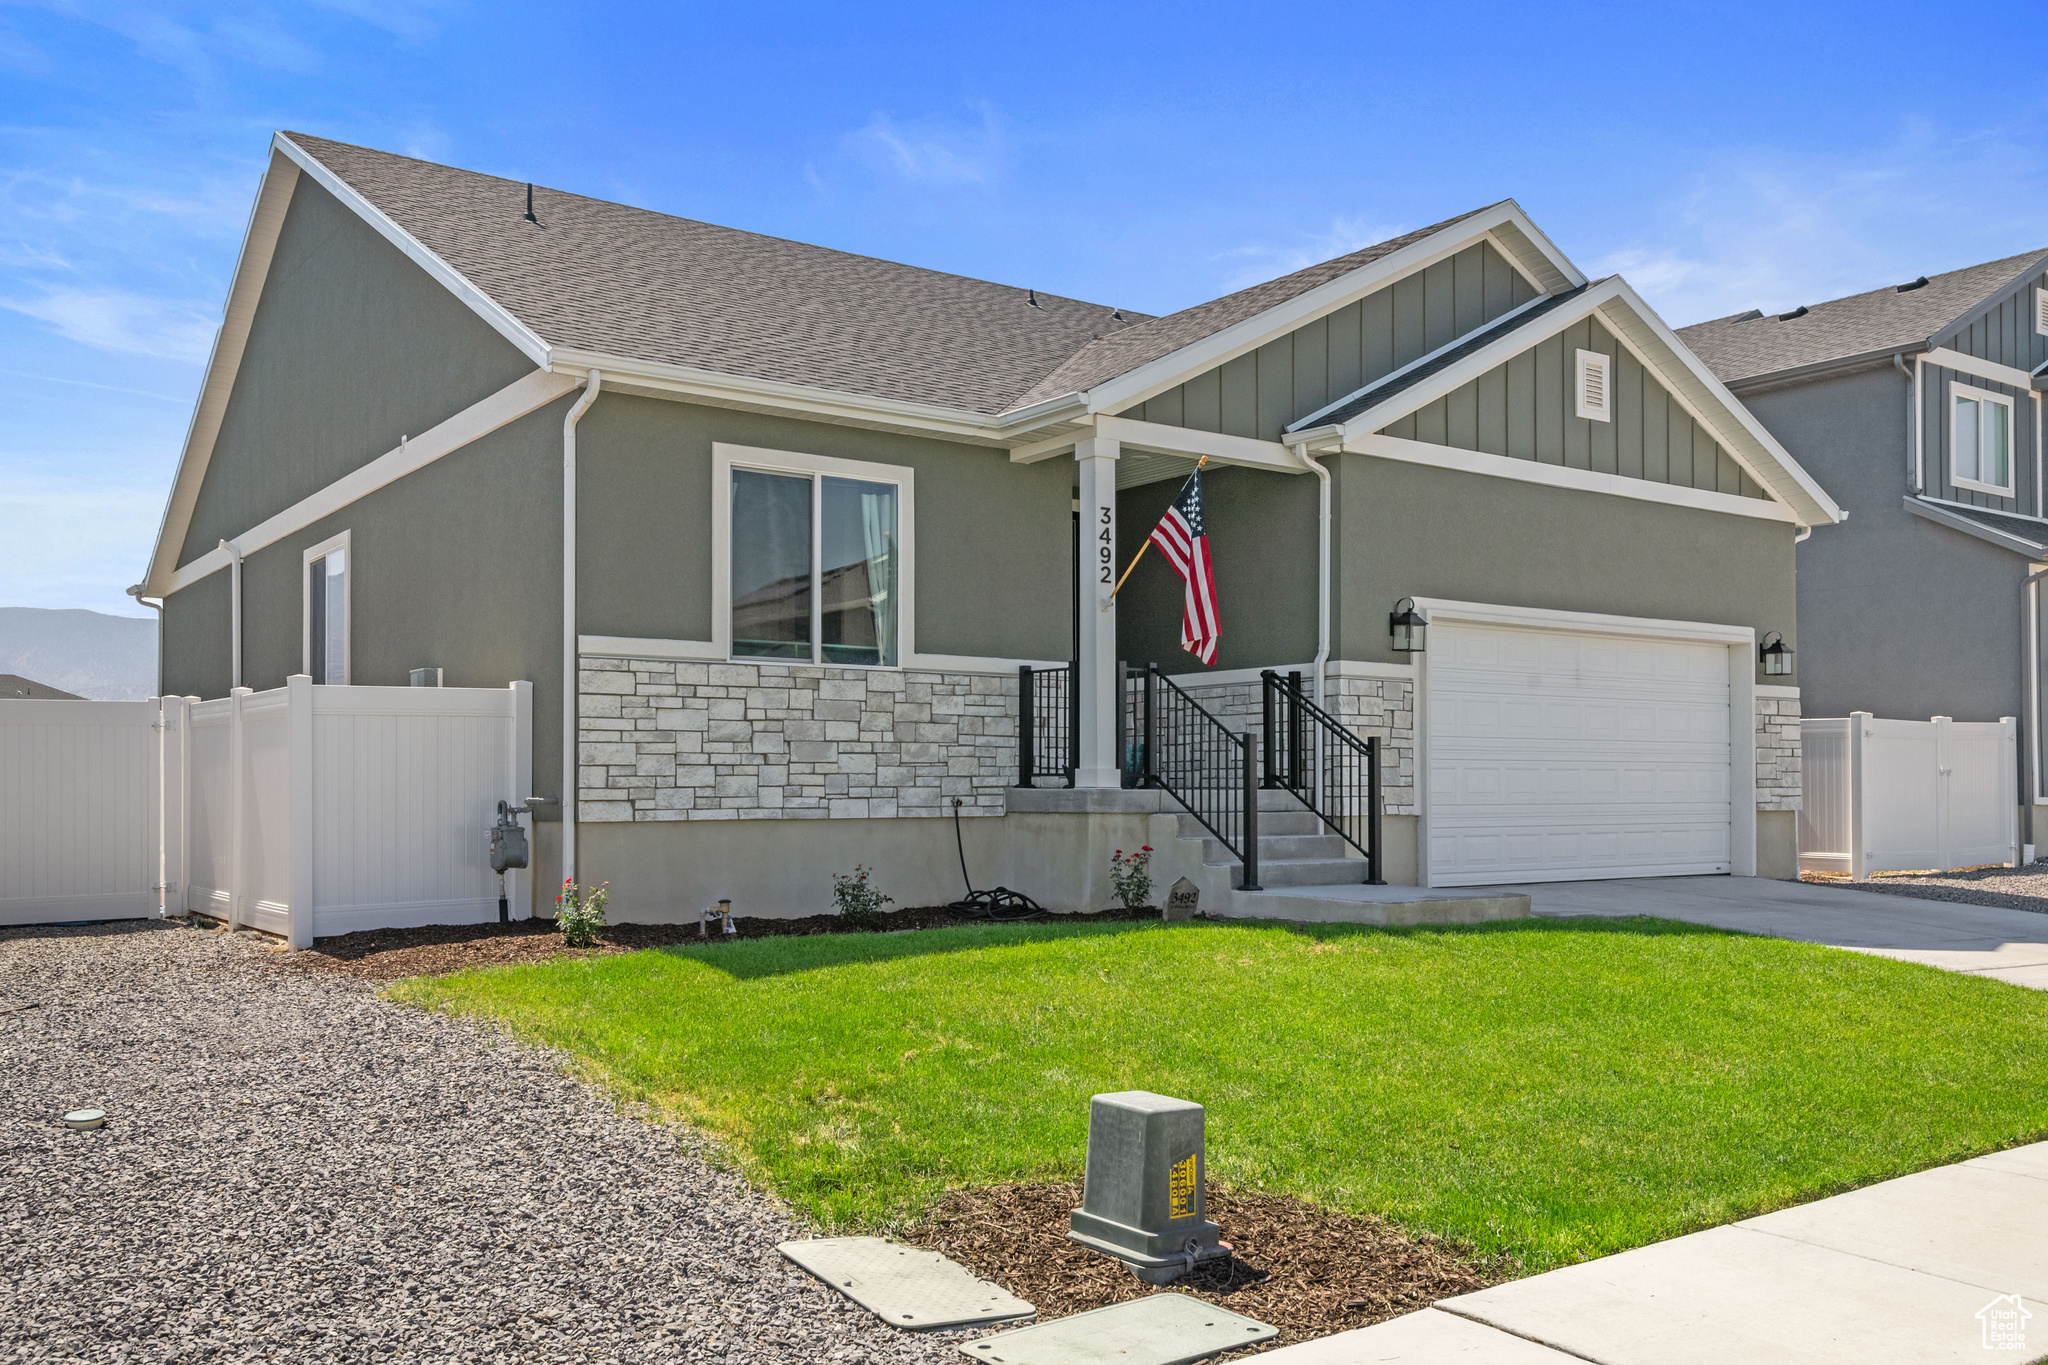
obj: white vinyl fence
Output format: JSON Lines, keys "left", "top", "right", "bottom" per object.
{"left": 0, "top": 698, "right": 167, "bottom": 925}
{"left": 1799, "top": 712, "right": 2018, "bottom": 879}
{"left": 2, "top": 678, "right": 533, "bottom": 945}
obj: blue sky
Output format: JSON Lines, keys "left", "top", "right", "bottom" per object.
{"left": 3, "top": 0, "right": 2045, "bottom": 616}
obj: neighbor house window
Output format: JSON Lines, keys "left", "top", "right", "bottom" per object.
{"left": 1951, "top": 382, "right": 2015, "bottom": 496}
{"left": 1575, "top": 348, "right": 1613, "bottom": 423}
{"left": 302, "top": 532, "right": 350, "bottom": 684}
{"left": 730, "top": 464, "right": 900, "bottom": 667}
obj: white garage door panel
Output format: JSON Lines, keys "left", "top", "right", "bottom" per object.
{"left": 1428, "top": 621, "right": 1732, "bottom": 885}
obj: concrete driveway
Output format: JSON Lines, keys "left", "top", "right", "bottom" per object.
{"left": 1462, "top": 875, "right": 2048, "bottom": 991}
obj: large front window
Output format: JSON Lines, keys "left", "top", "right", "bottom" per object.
{"left": 1952, "top": 383, "right": 2014, "bottom": 496}
{"left": 731, "top": 469, "right": 898, "bottom": 666}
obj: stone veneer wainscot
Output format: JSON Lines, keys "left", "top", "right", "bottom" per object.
{"left": 578, "top": 658, "right": 1016, "bottom": 821}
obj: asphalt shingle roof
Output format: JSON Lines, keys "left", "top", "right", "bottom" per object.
{"left": 1676, "top": 251, "right": 2047, "bottom": 386}
{"left": 286, "top": 134, "right": 1500, "bottom": 419}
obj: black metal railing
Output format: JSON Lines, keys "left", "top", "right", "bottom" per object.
{"left": 1261, "top": 670, "right": 1383, "bottom": 884}
{"left": 1017, "top": 663, "right": 1077, "bottom": 787}
{"left": 1120, "top": 662, "right": 1260, "bottom": 890}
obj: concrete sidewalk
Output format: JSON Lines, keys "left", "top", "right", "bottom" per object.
{"left": 1260, "top": 1142, "right": 2048, "bottom": 1363}
{"left": 1470, "top": 874, "right": 2048, "bottom": 991}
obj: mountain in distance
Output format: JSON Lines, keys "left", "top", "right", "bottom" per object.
{"left": 0, "top": 607, "right": 157, "bottom": 701}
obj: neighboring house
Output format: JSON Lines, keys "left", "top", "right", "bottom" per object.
{"left": 1680, "top": 252, "right": 2048, "bottom": 844}
{"left": 137, "top": 132, "right": 1840, "bottom": 917}
{"left": 0, "top": 674, "right": 83, "bottom": 700}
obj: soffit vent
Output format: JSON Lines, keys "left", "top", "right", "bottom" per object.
{"left": 1575, "top": 348, "right": 1613, "bottom": 423}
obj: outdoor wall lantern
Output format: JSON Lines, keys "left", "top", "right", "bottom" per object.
{"left": 1389, "top": 598, "right": 1427, "bottom": 653}
{"left": 1759, "top": 631, "right": 1793, "bottom": 677}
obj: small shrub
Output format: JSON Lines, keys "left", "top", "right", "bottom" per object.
{"left": 1109, "top": 846, "right": 1154, "bottom": 910}
{"left": 833, "top": 865, "right": 894, "bottom": 931}
{"left": 556, "top": 878, "right": 610, "bottom": 948}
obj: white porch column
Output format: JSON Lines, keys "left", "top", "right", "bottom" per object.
{"left": 1075, "top": 436, "right": 1120, "bottom": 788}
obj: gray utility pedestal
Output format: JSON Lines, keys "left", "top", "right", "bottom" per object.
{"left": 1068, "top": 1091, "right": 1227, "bottom": 1284}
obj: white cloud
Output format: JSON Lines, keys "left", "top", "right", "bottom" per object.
{"left": 2, "top": 286, "right": 216, "bottom": 361}
{"left": 1213, "top": 215, "right": 1411, "bottom": 293}
{"left": 844, "top": 105, "right": 1007, "bottom": 186}
{"left": 1592, "top": 121, "right": 2048, "bottom": 327}
{"left": 0, "top": 476, "right": 164, "bottom": 614}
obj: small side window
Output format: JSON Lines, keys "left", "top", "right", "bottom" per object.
{"left": 303, "top": 535, "right": 350, "bottom": 684}
{"left": 1575, "top": 348, "right": 1612, "bottom": 423}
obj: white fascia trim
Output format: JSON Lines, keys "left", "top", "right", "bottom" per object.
{"left": 1164, "top": 659, "right": 1416, "bottom": 689}
{"left": 1287, "top": 292, "right": 1554, "bottom": 433}
{"left": 1352, "top": 433, "right": 1799, "bottom": 524}
{"left": 577, "top": 635, "right": 1058, "bottom": 676}
{"left": 1094, "top": 416, "right": 1300, "bottom": 472}
{"left": 164, "top": 369, "right": 579, "bottom": 593}
{"left": 143, "top": 151, "right": 301, "bottom": 594}
{"left": 1598, "top": 280, "right": 1844, "bottom": 526}
{"left": 1902, "top": 496, "right": 2046, "bottom": 556}
{"left": 1923, "top": 345, "right": 2037, "bottom": 393}
{"left": 272, "top": 133, "right": 550, "bottom": 368}
{"left": 1077, "top": 205, "right": 1586, "bottom": 418}
{"left": 1409, "top": 596, "right": 1756, "bottom": 646}
{"left": 549, "top": 346, "right": 1089, "bottom": 447}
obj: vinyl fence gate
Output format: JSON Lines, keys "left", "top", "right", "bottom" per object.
{"left": 1798, "top": 712, "right": 2019, "bottom": 879}
{"left": 1, "top": 679, "right": 535, "bottom": 945}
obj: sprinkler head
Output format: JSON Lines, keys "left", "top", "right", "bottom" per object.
{"left": 63, "top": 1109, "right": 107, "bottom": 1130}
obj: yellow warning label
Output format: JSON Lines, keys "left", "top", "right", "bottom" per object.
{"left": 1168, "top": 1152, "right": 1198, "bottom": 1222}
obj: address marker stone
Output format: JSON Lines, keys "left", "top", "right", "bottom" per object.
{"left": 1067, "top": 1091, "right": 1227, "bottom": 1283}
{"left": 1162, "top": 878, "right": 1200, "bottom": 921}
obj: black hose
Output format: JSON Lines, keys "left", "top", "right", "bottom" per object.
{"left": 945, "top": 798, "right": 1046, "bottom": 921}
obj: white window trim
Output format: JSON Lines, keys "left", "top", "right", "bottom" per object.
{"left": 1404, "top": 597, "right": 1758, "bottom": 887}
{"left": 300, "top": 529, "right": 352, "bottom": 684}
{"left": 1575, "top": 347, "right": 1613, "bottom": 423}
{"left": 711, "top": 442, "right": 917, "bottom": 670}
{"left": 1950, "top": 380, "right": 2017, "bottom": 498}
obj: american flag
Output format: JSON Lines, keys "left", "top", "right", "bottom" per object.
{"left": 1148, "top": 468, "right": 1221, "bottom": 665}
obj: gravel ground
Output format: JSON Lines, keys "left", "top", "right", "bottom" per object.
{"left": 0, "top": 920, "right": 964, "bottom": 1365}
{"left": 1803, "top": 863, "right": 2048, "bottom": 915}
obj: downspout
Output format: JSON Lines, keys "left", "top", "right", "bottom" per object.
{"left": 1893, "top": 352, "right": 1920, "bottom": 494}
{"left": 126, "top": 584, "right": 167, "bottom": 918}
{"left": 219, "top": 538, "right": 243, "bottom": 690}
{"left": 126, "top": 585, "right": 163, "bottom": 698}
{"left": 560, "top": 370, "right": 602, "bottom": 891}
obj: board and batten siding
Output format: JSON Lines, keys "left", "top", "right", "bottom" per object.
{"left": 1936, "top": 264, "right": 2048, "bottom": 374}
{"left": 1120, "top": 241, "right": 1539, "bottom": 441}
{"left": 1380, "top": 316, "right": 1769, "bottom": 500}
{"left": 1919, "top": 357, "right": 2037, "bottom": 513}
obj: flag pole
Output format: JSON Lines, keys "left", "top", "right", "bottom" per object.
{"left": 1106, "top": 456, "right": 1206, "bottom": 602}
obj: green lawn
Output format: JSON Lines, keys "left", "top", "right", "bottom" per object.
{"left": 395, "top": 917, "right": 2048, "bottom": 1270}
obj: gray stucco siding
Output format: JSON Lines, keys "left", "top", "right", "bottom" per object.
{"left": 161, "top": 398, "right": 571, "bottom": 803}
{"left": 1383, "top": 317, "right": 1767, "bottom": 500}
{"left": 177, "top": 177, "right": 535, "bottom": 568}
{"left": 1331, "top": 454, "right": 1796, "bottom": 679}
{"left": 1918, "top": 360, "right": 2037, "bottom": 514}
{"left": 1741, "top": 365, "right": 2026, "bottom": 725}
{"left": 576, "top": 395, "right": 1074, "bottom": 662}
{"left": 1120, "top": 242, "right": 1538, "bottom": 442}
{"left": 1938, "top": 265, "right": 2048, "bottom": 374}
{"left": 1115, "top": 466, "right": 1318, "bottom": 673}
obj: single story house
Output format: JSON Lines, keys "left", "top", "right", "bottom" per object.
{"left": 136, "top": 132, "right": 1841, "bottom": 918}
{"left": 1679, "top": 251, "right": 2048, "bottom": 846}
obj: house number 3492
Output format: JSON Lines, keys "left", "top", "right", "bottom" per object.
{"left": 1098, "top": 507, "right": 1114, "bottom": 583}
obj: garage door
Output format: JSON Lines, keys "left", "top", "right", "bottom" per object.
{"left": 1427, "top": 620, "right": 1732, "bottom": 885}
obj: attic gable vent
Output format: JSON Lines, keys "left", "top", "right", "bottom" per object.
{"left": 2036, "top": 287, "right": 2048, "bottom": 337}
{"left": 1575, "top": 348, "right": 1613, "bottom": 423}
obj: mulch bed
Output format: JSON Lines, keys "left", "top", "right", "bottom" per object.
{"left": 283, "top": 905, "right": 1162, "bottom": 983}
{"left": 899, "top": 1182, "right": 1509, "bottom": 1347}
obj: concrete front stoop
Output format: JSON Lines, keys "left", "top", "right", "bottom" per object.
{"left": 1004, "top": 786, "right": 1528, "bottom": 927}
